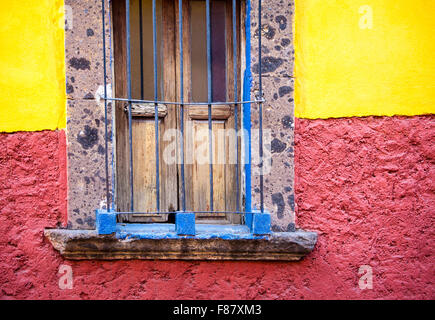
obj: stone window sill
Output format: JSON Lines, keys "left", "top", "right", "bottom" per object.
{"left": 44, "top": 224, "right": 317, "bottom": 261}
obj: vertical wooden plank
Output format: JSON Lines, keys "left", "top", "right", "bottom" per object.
{"left": 132, "top": 119, "right": 157, "bottom": 212}
{"left": 112, "top": 0, "right": 131, "bottom": 216}
{"left": 192, "top": 121, "right": 226, "bottom": 220}
{"left": 114, "top": 0, "right": 177, "bottom": 221}
{"left": 212, "top": 121, "right": 226, "bottom": 214}
{"left": 184, "top": 0, "right": 242, "bottom": 223}
{"left": 240, "top": 0, "right": 246, "bottom": 215}
{"left": 227, "top": 0, "right": 243, "bottom": 222}
{"left": 174, "top": 0, "right": 191, "bottom": 103}
{"left": 224, "top": 0, "right": 237, "bottom": 222}
{"left": 129, "top": 0, "right": 175, "bottom": 220}
{"left": 161, "top": 0, "right": 178, "bottom": 213}
{"left": 191, "top": 121, "right": 209, "bottom": 212}
{"left": 130, "top": 0, "right": 158, "bottom": 215}
{"left": 176, "top": 0, "right": 192, "bottom": 211}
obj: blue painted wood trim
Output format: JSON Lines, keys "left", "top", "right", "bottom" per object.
{"left": 116, "top": 223, "right": 269, "bottom": 240}
{"left": 243, "top": 0, "right": 252, "bottom": 224}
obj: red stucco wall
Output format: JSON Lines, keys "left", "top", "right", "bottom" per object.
{"left": 0, "top": 116, "right": 434, "bottom": 299}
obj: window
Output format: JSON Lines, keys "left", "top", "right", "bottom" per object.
{"left": 44, "top": 0, "right": 318, "bottom": 261}
{"left": 111, "top": 0, "right": 245, "bottom": 225}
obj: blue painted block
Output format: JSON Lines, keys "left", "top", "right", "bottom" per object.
{"left": 251, "top": 210, "right": 271, "bottom": 235}
{"left": 176, "top": 212, "right": 195, "bottom": 236}
{"left": 96, "top": 209, "right": 117, "bottom": 235}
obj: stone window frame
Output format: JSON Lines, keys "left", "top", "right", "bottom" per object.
{"left": 45, "top": 0, "right": 317, "bottom": 261}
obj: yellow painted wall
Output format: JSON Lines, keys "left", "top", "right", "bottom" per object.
{"left": 295, "top": 0, "right": 435, "bottom": 119}
{"left": 1, "top": 1, "right": 433, "bottom": 128}
{"left": 0, "top": 0, "right": 66, "bottom": 132}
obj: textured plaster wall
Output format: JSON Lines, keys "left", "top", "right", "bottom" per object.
{"left": 1, "top": 116, "right": 434, "bottom": 299}
{"left": 0, "top": 0, "right": 434, "bottom": 301}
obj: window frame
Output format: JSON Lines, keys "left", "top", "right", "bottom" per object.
{"left": 110, "top": 0, "right": 251, "bottom": 227}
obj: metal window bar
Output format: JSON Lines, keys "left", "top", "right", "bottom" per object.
{"left": 101, "top": 0, "right": 264, "bottom": 217}
{"left": 232, "top": 0, "right": 239, "bottom": 212}
{"left": 139, "top": 0, "right": 144, "bottom": 100}
{"left": 206, "top": 0, "right": 214, "bottom": 212}
{"left": 258, "top": 0, "right": 264, "bottom": 213}
{"left": 103, "top": 97, "right": 263, "bottom": 105}
{"left": 178, "top": 0, "right": 186, "bottom": 212}
{"left": 102, "top": 0, "right": 110, "bottom": 209}
{"left": 152, "top": 0, "right": 160, "bottom": 212}
{"left": 126, "top": 0, "right": 134, "bottom": 212}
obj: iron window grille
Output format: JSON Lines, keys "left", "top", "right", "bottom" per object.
{"left": 98, "top": 0, "right": 268, "bottom": 236}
